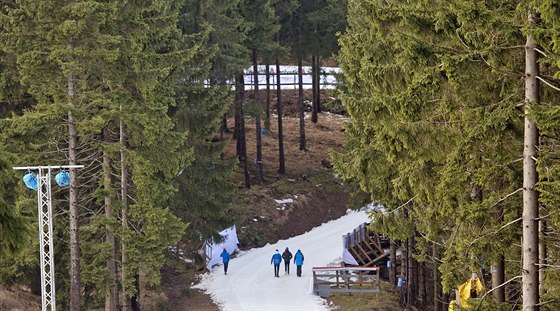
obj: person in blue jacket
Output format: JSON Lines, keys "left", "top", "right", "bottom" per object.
{"left": 294, "top": 249, "right": 304, "bottom": 277}
{"left": 271, "top": 249, "right": 282, "bottom": 277}
{"left": 220, "top": 248, "right": 230, "bottom": 275}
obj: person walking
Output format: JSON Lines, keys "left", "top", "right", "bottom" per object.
{"left": 220, "top": 248, "right": 230, "bottom": 275}
{"left": 294, "top": 249, "right": 304, "bottom": 277}
{"left": 271, "top": 249, "right": 282, "bottom": 277}
{"left": 282, "top": 247, "right": 293, "bottom": 275}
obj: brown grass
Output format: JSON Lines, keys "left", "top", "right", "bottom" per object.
{"left": 326, "top": 282, "right": 403, "bottom": 311}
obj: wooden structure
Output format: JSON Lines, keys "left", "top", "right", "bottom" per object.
{"left": 343, "top": 223, "right": 392, "bottom": 266}
{"left": 312, "top": 266, "right": 381, "bottom": 298}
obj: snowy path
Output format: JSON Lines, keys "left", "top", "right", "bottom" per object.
{"left": 195, "top": 209, "right": 369, "bottom": 311}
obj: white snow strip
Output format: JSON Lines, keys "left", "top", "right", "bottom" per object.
{"left": 194, "top": 209, "right": 369, "bottom": 311}
{"left": 274, "top": 199, "right": 294, "bottom": 204}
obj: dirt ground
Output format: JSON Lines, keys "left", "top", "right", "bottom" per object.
{"left": 0, "top": 285, "right": 41, "bottom": 311}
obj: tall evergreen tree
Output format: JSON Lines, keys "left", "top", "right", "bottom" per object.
{"left": 1, "top": 2, "right": 191, "bottom": 309}
{"left": 335, "top": 1, "right": 533, "bottom": 309}
{"left": 171, "top": 0, "right": 239, "bottom": 246}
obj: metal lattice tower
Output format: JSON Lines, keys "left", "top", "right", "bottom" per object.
{"left": 37, "top": 167, "right": 55, "bottom": 311}
{"left": 13, "top": 165, "right": 83, "bottom": 311}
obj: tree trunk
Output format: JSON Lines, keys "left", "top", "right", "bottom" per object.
{"left": 120, "top": 117, "right": 131, "bottom": 311}
{"left": 131, "top": 274, "right": 140, "bottom": 311}
{"left": 265, "top": 63, "right": 271, "bottom": 131}
{"left": 433, "top": 245, "right": 442, "bottom": 311}
{"left": 316, "top": 56, "right": 321, "bottom": 113}
{"left": 389, "top": 239, "right": 396, "bottom": 286}
{"left": 103, "top": 127, "right": 117, "bottom": 311}
{"left": 401, "top": 239, "right": 408, "bottom": 308}
{"left": 252, "top": 49, "right": 264, "bottom": 182}
{"left": 67, "top": 42, "right": 81, "bottom": 310}
{"left": 522, "top": 12, "right": 540, "bottom": 311}
{"left": 539, "top": 218, "right": 546, "bottom": 299}
{"left": 408, "top": 236, "right": 416, "bottom": 306}
{"left": 276, "top": 58, "right": 285, "bottom": 175}
{"left": 492, "top": 203, "right": 506, "bottom": 303}
{"left": 274, "top": 3, "right": 285, "bottom": 175}
{"left": 311, "top": 55, "right": 318, "bottom": 124}
{"left": 235, "top": 73, "right": 250, "bottom": 188}
{"left": 418, "top": 261, "right": 426, "bottom": 307}
{"left": 297, "top": 55, "right": 306, "bottom": 151}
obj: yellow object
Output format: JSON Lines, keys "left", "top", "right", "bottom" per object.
{"left": 458, "top": 276, "right": 483, "bottom": 307}
{"left": 448, "top": 300, "right": 459, "bottom": 311}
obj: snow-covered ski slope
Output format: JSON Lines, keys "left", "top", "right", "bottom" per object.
{"left": 195, "top": 209, "right": 369, "bottom": 311}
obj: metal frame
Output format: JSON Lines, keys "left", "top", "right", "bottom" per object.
{"left": 13, "top": 165, "right": 83, "bottom": 311}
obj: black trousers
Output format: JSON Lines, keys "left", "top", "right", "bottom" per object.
{"left": 284, "top": 261, "right": 290, "bottom": 273}
{"left": 223, "top": 262, "right": 229, "bottom": 274}
{"left": 296, "top": 265, "right": 302, "bottom": 277}
{"left": 274, "top": 264, "right": 280, "bottom": 277}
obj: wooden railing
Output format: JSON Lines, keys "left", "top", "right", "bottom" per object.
{"left": 312, "top": 266, "right": 380, "bottom": 298}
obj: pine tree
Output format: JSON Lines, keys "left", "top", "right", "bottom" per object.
{"left": 1, "top": 2, "right": 191, "bottom": 309}
{"left": 0, "top": 148, "right": 27, "bottom": 254}
{"left": 336, "top": 0, "right": 531, "bottom": 309}
{"left": 171, "top": 0, "right": 239, "bottom": 245}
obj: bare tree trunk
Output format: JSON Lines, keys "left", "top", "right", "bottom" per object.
{"left": 311, "top": 55, "right": 318, "bottom": 124}
{"left": 235, "top": 73, "right": 250, "bottom": 188}
{"left": 67, "top": 41, "right": 81, "bottom": 310}
{"left": 492, "top": 204, "right": 506, "bottom": 303}
{"left": 120, "top": 116, "right": 131, "bottom": 311}
{"left": 401, "top": 239, "right": 408, "bottom": 308}
{"left": 131, "top": 274, "right": 140, "bottom": 311}
{"left": 276, "top": 58, "right": 285, "bottom": 175}
{"left": 252, "top": 49, "right": 264, "bottom": 182}
{"left": 389, "top": 239, "right": 396, "bottom": 286}
{"left": 265, "top": 63, "right": 271, "bottom": 131}
{"left": 316, "top": 56, "right": 321, "bottom": 113}
{"left": 274, "top": 3, "right": 285, "bottom": 175}
{"left": 522, "top": 12, "right": 540, "bottom": 311}
{"left": 103, "top": 127, "right": 117, "bottom": 311}
{"left": 408, "top": 236, "right": 416, "bottom": 306}
{"left": 297, "top": 55, "right": 305, "bottom": 151}
{"left": 418, "top": 261, "right": 426, "bottom": 307}
{"left": 539, "top": 218, "right": 546, "bottom": 299}
{"left": 433, "top": 245, "right": 442, "bottom": 311}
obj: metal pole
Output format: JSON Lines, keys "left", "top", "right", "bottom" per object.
{"left": 13, "top": 165, "right": 84, "bottom": 311}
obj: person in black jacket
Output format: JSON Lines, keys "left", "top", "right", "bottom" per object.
{"left": 282, "top": 247, "right": 293, "bottom": 275}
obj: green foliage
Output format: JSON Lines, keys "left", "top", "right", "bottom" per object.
{"left": 0, "top": 148, "right": 29, "bottom": 254}
{"left": 335, "top": 0, "right": 560, "bottom": 305}
{"left": 171, "top": 0, "right": 239, "bottom": 246}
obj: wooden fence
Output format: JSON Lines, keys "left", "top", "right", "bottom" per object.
{"left": 312, "top": 266, "right": 380, "bottom": 298}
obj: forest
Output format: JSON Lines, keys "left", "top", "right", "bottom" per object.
{"left": 0, "top": 0, "right": 559, "bottom": 311}
{"left": 334, "top": 1, "right": 560, "bottom": 311}
{"left": 0, "top": 0, "right": 345, "bottom": 310}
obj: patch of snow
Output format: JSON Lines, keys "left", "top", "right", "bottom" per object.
{"left": 275, "top": 198, "right": 294, "bottom": 204}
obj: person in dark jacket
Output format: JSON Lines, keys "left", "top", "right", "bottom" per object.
{"left": 294, "top": 249, "right": 304, "bottom": 277}
{"left": 271, "top": 249, "right": 282, "bottom": 277}
{"left": 220, "top": 248, "right": 230, "bottom": 275}
{"left": 282, "top": 247, "right": 293, "bottom": 275}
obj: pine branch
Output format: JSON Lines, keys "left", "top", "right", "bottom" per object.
{"left": 474, "top": 275, "right": 522, "bottom": 311}
{"left": 536, "top": 76, "right": 560, "bottom": 92}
